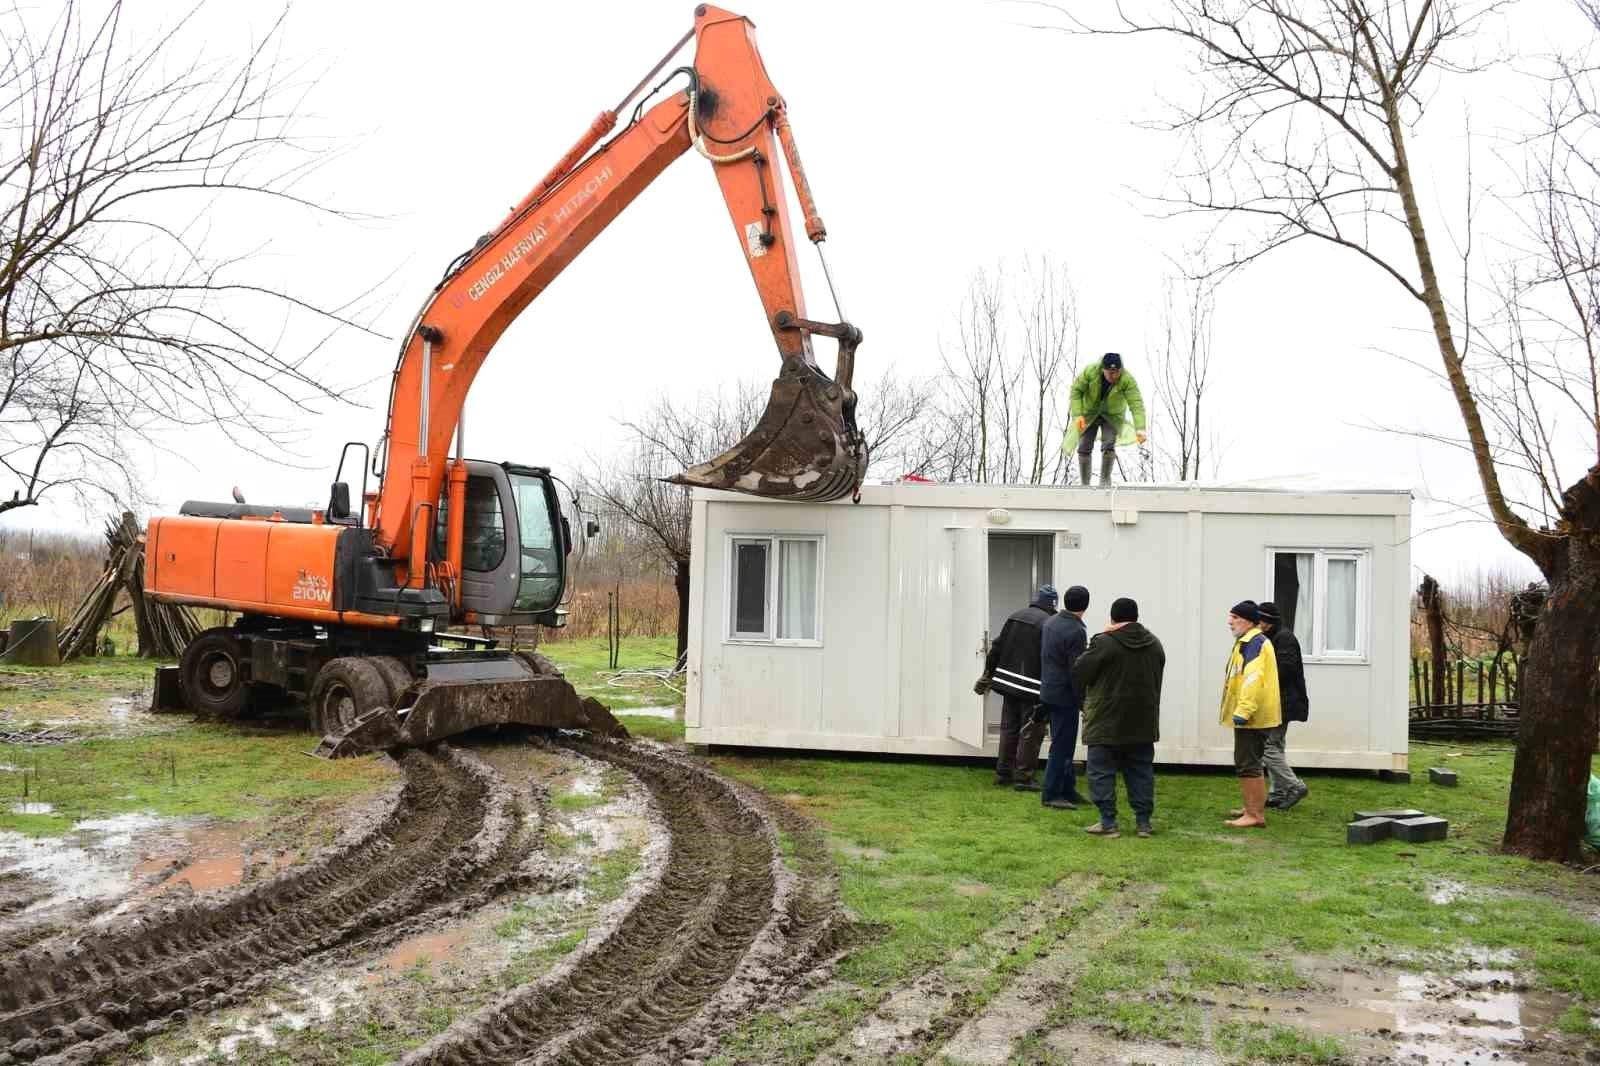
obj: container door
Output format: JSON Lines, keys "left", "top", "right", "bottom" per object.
{"left": 947, "top": 526, "right": 989, "bottom": 748}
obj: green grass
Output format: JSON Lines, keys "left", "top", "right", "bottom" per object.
{"left": 710, "top": 740, "right": 1600, "bottom": 1064}
{"left": 540, "top": 636, "right": 683, "bottom": 711}
{"left": 0, "top": 723, "right": 392, "bottom": 836}
{"left": 1215, "top": 1020, "right": 1346, "bottom": 1063}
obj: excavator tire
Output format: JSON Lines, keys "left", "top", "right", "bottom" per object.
{"left": 368, "top": 655, "right": 416, "bottom": 706}
{"left": 309, "top": 657, "right": 391, "bottom": 737}
{"left": 179, "top": 628, "right": 250, "bottom": 719}
{"left": 514, "top": 650, "right": 562, "bottom": 678}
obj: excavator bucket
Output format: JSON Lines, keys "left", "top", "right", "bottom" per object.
{"left": 671, "top": 357, "right": 867, "bottom": 502}
{"left": 312, "top": 653, "right": 629, "bottom": 758}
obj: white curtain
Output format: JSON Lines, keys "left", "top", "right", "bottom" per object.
{"left": 777, "top": 539, "right": 818, "bottom": 640}
{"left": 1294, "top": 553, "right": 1314, "bottom": 648}
{"left": 1326, "top": 558, "right": 1358, "bottom": 652}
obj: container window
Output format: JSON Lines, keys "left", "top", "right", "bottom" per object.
{"left": 1268, "top": 548, "right": 1369, "bottom": 660}
{"left": 727, "top": 534, "right": 824, "bottom": 644}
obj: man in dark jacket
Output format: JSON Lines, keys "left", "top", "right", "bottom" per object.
{"left": 1071, "top": 597, "right": 1165, "bottom": 838}
{"left": 1039, "top": 585, "right": 1091, "bottom": 810}
{"left": 976, "top": 584, "right": 1056, "bottom": 786}
{"left": 1257, "top": 601, "right": 1310, "bottom": 809}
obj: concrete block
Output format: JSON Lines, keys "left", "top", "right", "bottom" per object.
{"left": 1378, "top": 769, "right": 1412, "bottom": 784}
{"left": 1428, "top": 767, "right": 1458, "bottom": 787}
{"left": 1347, "top": 817, "right": 1395, "bottom": 845}
{"left": 1353, "top": 808, "right": 1425, "bottom": 822}
{"left": 150, "top": 667, "right": 186, "bottom": 712}
{"left": 1392, "top": 816, "right": 1448, "bottom": 843}
{"left": 0, "top": 617, "right": 58, "bottom": 666}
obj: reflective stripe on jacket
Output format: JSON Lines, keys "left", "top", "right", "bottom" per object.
{"left": 983, "top": 602, "right": 1053, "bottom": 701}
{"left": 1219, "top": 627, "right": 1283, "bottom": 729}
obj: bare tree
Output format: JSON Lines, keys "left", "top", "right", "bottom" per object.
{"left": 1035, "top": 0, "right": 1599, "bottom": 859}
{"left": 1148, "top": 268, "right": 1220, "bottom": 481}
{"left": 584, "top": 386, "right": 764, "bottom": 664}
{"left": 920, "top": 258, "right": 1081, "bottom": 484}
{"left": 0, "top": 0, "right": 372, "bottom": 518}
{"left": 1016, "top": 255, "right": 1080, "bottom": 483}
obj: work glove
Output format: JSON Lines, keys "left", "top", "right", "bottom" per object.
{"left": 974, "top": 677, "right": 991, "bottom": 696}
{"left": 1135, "top": 430, "right": 1148, "bottom": 445}
{"left": 1232, "top": 714, "right": 1249, "bottom": 727}
{"left": 1075, "top": 416, "right": 1088, "bottom": 433}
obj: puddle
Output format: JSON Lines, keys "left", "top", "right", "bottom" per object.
{"left": 1228, "top": 954, "right": 1578, "bottom": 1065}
{"left": 0, "top": 812, "right": 280, "bottom": 919}
{"left": 373, "top": 929, "right": 469, "bottom": 975}
{"left": 838, "top": 843, "right": 888, "bottom": 861}
{"left": 568, "top": 775, "right": 602, "bottom": 797}
{"left": 1430, "top": 878, "right": 1470, "bottom": 904}
{"left": 10, "top": 802, "right": 53, "bottom": 815}
{"left": 148, "top": 976, "right": 358, "bottom": 1065}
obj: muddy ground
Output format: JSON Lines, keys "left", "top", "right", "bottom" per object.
{"left": 0, "top": 674, "right": 847, "bottom": 1066}
{"left": 3, "top": 670, "right": 1597, "bottom": 1065}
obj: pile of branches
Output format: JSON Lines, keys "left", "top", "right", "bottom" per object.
{"left": 1409, "top": 716, "right": 1520, "bottom": 741}
{"left": 56, "top": 513, "right": 201, "bottom": 659}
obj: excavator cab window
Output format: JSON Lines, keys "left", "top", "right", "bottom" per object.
{"left": 434, "top": 476, "right": 508, "bottom": 572}
{"left": 507, "top": 470, "right": 563, "bottom": 613}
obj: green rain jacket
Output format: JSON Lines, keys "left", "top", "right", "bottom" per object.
{"left": 1061, "top": 363, "right": 1147, "bottom": 453}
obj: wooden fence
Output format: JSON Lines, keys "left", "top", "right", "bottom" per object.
{"left": 1409, "top": 656, "right": 1520, "bottom": 740}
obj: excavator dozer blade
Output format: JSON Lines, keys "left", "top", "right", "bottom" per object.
{"left": 669, "top": 359, "right": 867, "bottom": 502}
{"left": 312, "top": 656, "right": 629, "bottom": 758}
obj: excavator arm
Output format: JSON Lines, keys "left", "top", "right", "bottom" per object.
{"left": 374, "top": 4, "right": 867, "bottom": 590}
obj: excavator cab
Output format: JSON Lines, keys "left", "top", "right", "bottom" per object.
{"left": 435, "top": 462, "right": 568, "bottom": 628}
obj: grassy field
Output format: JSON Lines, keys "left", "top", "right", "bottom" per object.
{"left": 705, "top": 742, "right": 1600, "bottom": 1062}
{"left": 5, "top": 646, "right": 1595, "bottom": 1064}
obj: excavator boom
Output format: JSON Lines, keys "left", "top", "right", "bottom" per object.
{"left": 376, "top": 4, "right": 866, "bottom": 589}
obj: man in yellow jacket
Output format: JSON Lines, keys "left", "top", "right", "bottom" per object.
{"left": 1219, "top": 600, "right": 1282, "bottom": 829}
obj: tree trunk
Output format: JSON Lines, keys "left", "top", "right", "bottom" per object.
{"left": 673, "top": 555, "right": 690, "bottom": 667}
{"left": 1419, "top": 575, "right": 1448, "bottom": 705}
{"left": 1502, "top": 468, "right": 1600, "bottom": 861}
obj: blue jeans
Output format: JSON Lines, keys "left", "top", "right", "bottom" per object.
{"left": 1087, "top": 742, "right": 1155, "bottom": 828}
{"left": 1040, "top": 702, "right": 1081, "bottom": 803}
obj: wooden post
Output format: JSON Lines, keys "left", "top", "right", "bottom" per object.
{"left": 1489, "top": 660, "right": 1498, "bottom": 710}
{"left": 1456, "top": 660, "right": 1466, "bottom": 714}
{"left": 1419, "top": 575, "right": 1448, "bottom": 705}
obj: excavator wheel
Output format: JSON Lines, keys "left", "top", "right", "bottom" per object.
{"left": 368, "top": 656, "right": 416, "bottom": 707}
{"left": 179, "top": 628, "right": 250, "bottom": 719}
{"left": 514, "top": 650, "right": 563, "bottom": 679}
{"left": 309, "top": 657, "right": 391, "bottom": 737}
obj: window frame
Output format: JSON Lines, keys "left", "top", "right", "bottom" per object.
{"left": 1263, "top": 546, "right": 1371, "bottom": 664}
{"left": 724, "top": 532, "right": 825, "bottom": 647}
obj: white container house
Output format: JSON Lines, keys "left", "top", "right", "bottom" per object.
{"left": 683, "top": 482, "right": 1412, "bottom": 772}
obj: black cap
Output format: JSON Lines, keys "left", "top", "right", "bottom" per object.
{"left": 1102, "top": 352, "right": 1123, "bottom": 370}
{"left": 1064, "top": 585, "right": 1091, "bottom": 612}
{"left": 1110, "top": 597, "right": 1138, "bottom": 623}
{"left": 1230, "top": 600, "right": 1261, "bottom": 624}
{"left": 1257, "top": 601, "right": 1282, "bottom": 625}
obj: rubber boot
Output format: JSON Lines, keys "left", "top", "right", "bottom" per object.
{"left": 1225, "top": 778, "right": 1268, "bottom": 828}
{"left": 1100, "top": 450, "right": 1116, "bottom": 486}
{"left": 1078, "top": 452, "right": 1093, "bottom": 487}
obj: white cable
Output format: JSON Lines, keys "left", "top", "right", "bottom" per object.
{"left": 687, "top": 89, "right": 757, "bottom": 164}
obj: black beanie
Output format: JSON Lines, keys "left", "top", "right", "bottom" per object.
{"left": 1101, "top": 352, "right": 1123, "bottom": 370}
{"left": 1110, "top": 597, "right": 1138, "bottom": 623}
{"left": 1257, "top": 601, "right": 1282, "bottom": 625}
{"left": 1064, "top": 585, "right": 1091, "bottom": 612}
{"left": 1230, "top": 600, "right": 1260, "bottom": 624}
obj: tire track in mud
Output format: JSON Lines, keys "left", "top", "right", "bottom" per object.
{"left": 0, "top": 744, "right": 536, "bottom": 1066}
{"left": 404, "top": 739, "right": 845, "bottom": 1066}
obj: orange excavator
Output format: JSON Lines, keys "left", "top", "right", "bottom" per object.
{"left": 142, "top": 5, "right": 866, "bottom": 755}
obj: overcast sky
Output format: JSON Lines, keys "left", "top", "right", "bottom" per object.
{"left": 17, "top": 0, "right": 1595, "bottom": 589}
